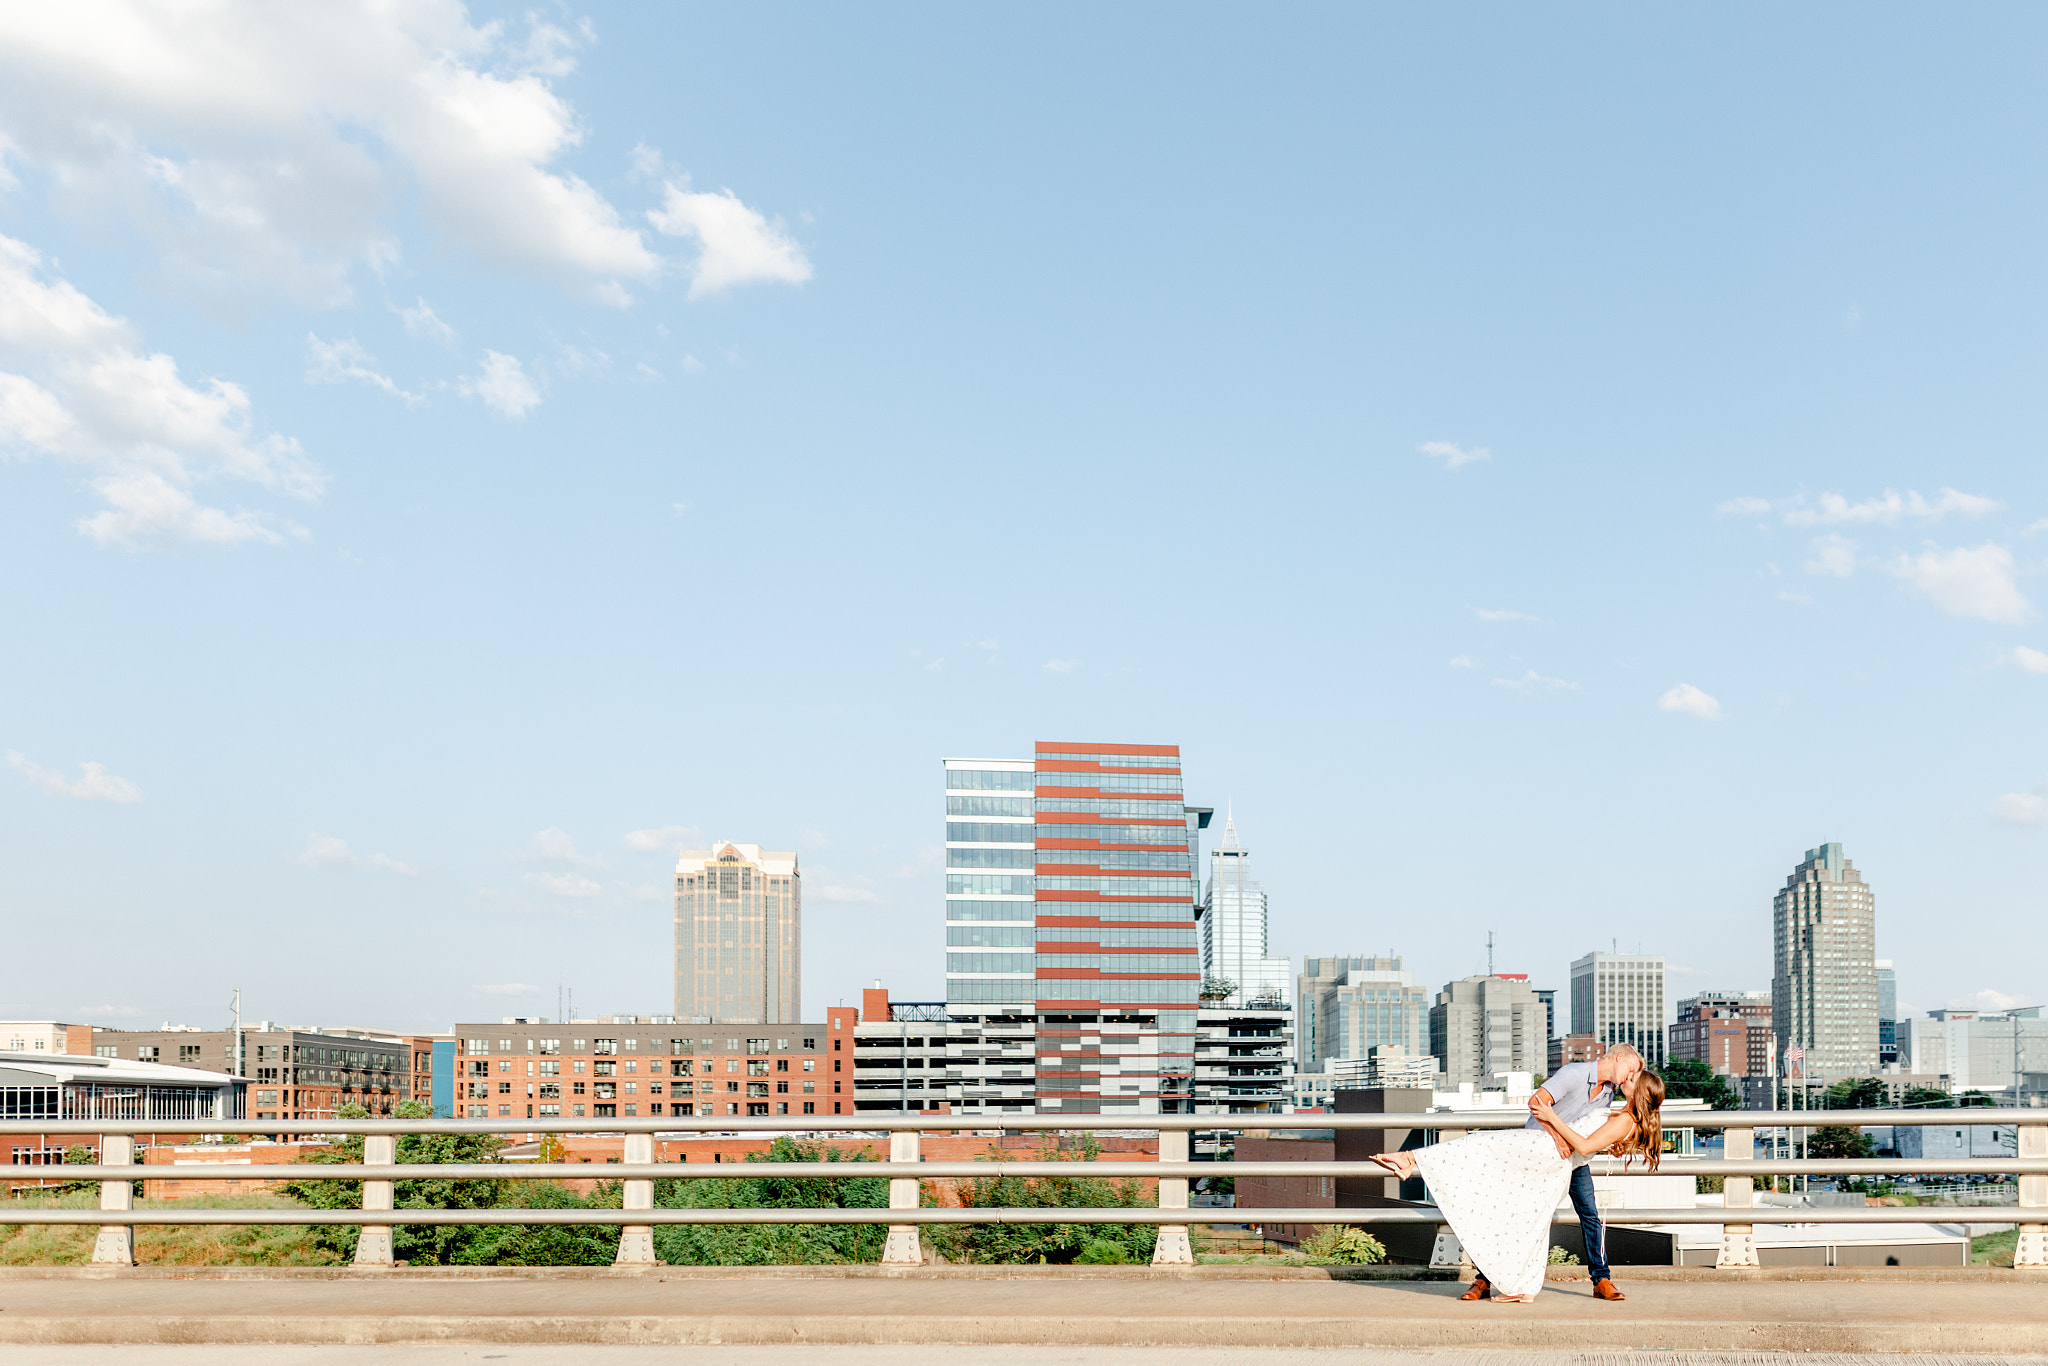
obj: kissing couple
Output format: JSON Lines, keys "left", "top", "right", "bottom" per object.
{"left": 1372, "top": 1044, "right": 1666, "bottom": 1302}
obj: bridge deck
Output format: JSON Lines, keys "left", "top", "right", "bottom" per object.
{"left": 0, "top": 1268, "right": 2044, "bottom": 1352}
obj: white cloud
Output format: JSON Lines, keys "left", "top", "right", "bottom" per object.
{"left": 1783, "top": 488, "right": 2001, "bottom": 528}
{"left": 459, "top": 351, "right": 541, "bottom": 418}
{"left": 2008, "top": 646, "right": 2048, "bottom": 675}
{"left": 671, "top": 501, "right": 691, "bottom": 517}
{"left": 527, "top": 870, "right": 603, "bottom": 898}
{"left": 1474, "top": 608, "right": 1542, "bottom": 623}
{"left": 0, "top": 234, "right": 318, "bottom": 546}
{"left": 2026, "top": 518, "right": 2048, "bottom": 536}
{"left": 647, "top": 178, "right": 813, "bottom": 298}
{"left": 1491, "top": 669, "right": 1577, "bottom": 694}
{"left": 305, "top": 334, "right": 419, "bottom": 404}
{"left": 1887, "top": 544, "right": 2031, "bottom": 623}
{"left": 1803, "top": 535, "right": 1859, "bottom": 578}
{"left": 7, "top": 750, "right": 142, "bottom": 802}
{"left": 1419, "top": 440, "right": 1488, "bottom": 470}
{"left": 622, "top": 824, "right": 698, "bottom": 854}
{"left": 519, "top": 826, "right": 604, "bottom": 867}
{"left": 473, "top": 982, "right": 542, "bottom": 996}
{"left": 296, "top": 831, "right": 418, "bottom": 876}
{"left": 680, "top": 354, "right": 705, "bottom": 373}
{"left": 1967, "top": 988, "right": 2029, "bottom": 1012}
{"left": 1716, "top": 496, "right": 1773, "bottom": 517}
{"left": 396, "top": 298, "right": 455, "bottom": 345}
{"left": 923, "top": 657, "right": 944, "bottom": 670}
{"left": 1991, "top": 782, "right": 2048, "bottom": 830}
{"left": 1657, "top": 683, "right": 1723, "bottom": 720}
{"left": 1044, "top": 658, "right": 1080, "bottom": 673}
{"left": 1449, "top": 655, "right": 1475, "bottom": 669}
{"left": 816, "top": 884, "right": 882, "bottom": 903}
{"left": 623, "top": 884, "right": 666, "bottom": 903}
{"left": 78, "top": 1003, "right": 141, "bottom": 1018}
{"left": 0, "top": 6, "right": 663, "bottom": 307}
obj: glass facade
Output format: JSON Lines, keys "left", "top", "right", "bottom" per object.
{"left": 1771, "top": 842, "right": 1879, "bottom": 1080}
{"left": 1876, "top": 959, "right": 1898, "bottom": 1065}
{"left": 1198, "top": 814, "right": 1291, "bottom": 1008}
{"left": 673, "top": 844, "right": 801, "bottom": 1025}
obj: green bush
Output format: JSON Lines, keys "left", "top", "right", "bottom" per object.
{"left": 1298, "top": 1226, "right": 1386, "bottom": 1265}
{"left": 1547, "top": 1245, "right": 1581, "bottom": 1266}
{"left": 1074, "top": 1239, "right": 1130, "bottom": 1264}
{"left": 652, "top": 1137, "right": 888, "bottom": 1266}
{"left": 919, "top": 1135, "right": 1158, "bottom": 1266}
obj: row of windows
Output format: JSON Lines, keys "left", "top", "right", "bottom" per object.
{"left": 948, "top": 874, "right": 1034, "bottom": 896}
{"left": 948, "top": 926, "right": 1032, "bottom": 948}
{"left": 946, "top": 795, "right": 1033, "bottom": 818}
{"left": 1031, "top": 823, "right": 1186, "bottom": 845}
{"left": 945, "top": 848, "right": 1035, "bottom": 870}
{"left": 1035, "top": 903, "right": 1200, "bottom": 922}
{"left": 1037, "top": 876, "right": 1194, "bottom": 896}
{"left": 945, "top": 769, "right": 1035, "bottom": 791}
{"left": 467, "top": 1101, "right": 827, "bottom": 1119}
{"left": 1032, "top": 773, "right": 1183, "bottom": 793}
{"left": 461, "top": 1037, "right": 818, "bottom": 1056}
{"left": 1040, "top": 927, "right": 1198, "bottom": 948}
{"left": 1035, "top": 798, "right": 1184, "bottom": 817}
{"left": 945, "top": 822, "right": 1036, "bottom": 844}
{"left": 1035, "top": 753, "right": 1180, "bottom": 768}
{"left": 944, "top": 898, "right": 1035, "bottom": 921}
{"left": 1037, "top": 980, "right": 1202, "bottom": 1003}
{"left": 1037, "top": 954, "right": 1201, "bottom": 973}
{"left": 1037, "top": 851, "right": 1190, "bottom": 872}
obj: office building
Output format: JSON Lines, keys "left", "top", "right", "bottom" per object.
{"left": 1569, "top": 951, "right": 1667, "bottom": 1066}
{"left": 1669, "top": 991, "right": 1773, "bottom": 1078}
{"left": 456, "top": 1013, "right": 852, "bottom": 1133}
{"left": 1897, "top": 1009, "right": 2047, "bottom": 1093}
{"left": 1534, "top": 989, "right": 1556, "bottom": 1042}
{"left": 943, "top": 742, "right": 1210, "bottom": 1114}
{"left": 1877, "top": 961, "right": 1899, "bottom": 1066}
{"left": 86, "top": 1025, "right": 430, "bottom": 1121}
{"left": 673, "top": 843, "right": 801, "bottom": 1025}
{"left": 1295, "top": 956, "right": 1427, "bottom": 1076}
{"left": 1429, "top": 974, "right": 1547, "bottom": 1088}
{"left": 1198, "top": 814, "right": 1290, "bottom": 1008}
{"left": 1771, "top": 842, "right": 1879, "bottom": 1080}
{"left": 1190, "top": 997, "right": 1293, "bottom": 1115}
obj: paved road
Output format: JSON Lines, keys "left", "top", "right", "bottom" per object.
{"left": 1, "top": 1273, "right": 2046, "bottom": 1352}
{"left": 3, "top": 1351, "right": 2048, "bottom": 1366}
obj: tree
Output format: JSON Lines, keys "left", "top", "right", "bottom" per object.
{"left": 1900, "top": 1086, "right": 1952, "bottom": 1109}
{"left": 1808, "top": 1125, "right": 1875, "bottom": 1159}
{"left": 1658, "top": 1059, "right": 1741, "bottom": 1114}
{"left": 653, "top": 1136, "right": 888, "bottom": 1266}
{"left": 922, "top": 1134, "right": 1158, "bottom": 1265}
{"left": 1823, "top": 1078, "right": 1889, "bottom": 1110}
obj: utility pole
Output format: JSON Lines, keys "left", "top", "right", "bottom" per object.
{"left": 1486, "top": 931, "right": 1495, "bottom": 978}
{"left": 231, "top": 988, "right": 244, "bottom": 1079}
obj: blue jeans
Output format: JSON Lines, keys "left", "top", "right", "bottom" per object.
{"left": 1569, "top": 1164, "right": 1610, "bottom": 1282}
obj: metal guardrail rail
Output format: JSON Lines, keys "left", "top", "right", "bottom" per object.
{"left": 1, "top": 1109, "right": 2041, "bottom": 1269}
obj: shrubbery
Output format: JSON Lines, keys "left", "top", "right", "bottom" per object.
{"left": 1298, "top": 1226, "right": 1386, "bottom": 1265}
{"left": 652, "top": 1137, "right": 888, "bottom": 1265}
{"left": 922, "top": 1136, "right": 1157, "bottom": 1266}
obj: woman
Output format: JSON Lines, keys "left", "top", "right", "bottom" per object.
{"left": 1371, "top": 1071, "right": 1666, "bottom": 1302}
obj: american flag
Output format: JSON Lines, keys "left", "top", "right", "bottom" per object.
{"left": 1784, "top": 1046, "right": 1805, "bottom": 1061}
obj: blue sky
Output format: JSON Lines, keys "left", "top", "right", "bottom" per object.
{"left": 3, "top": 4, "right": 2045, "bottom": 1034}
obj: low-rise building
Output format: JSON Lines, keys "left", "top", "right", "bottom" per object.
{"left": 0, "top": 1022, "right": 96, "bottom": 1056}
{"left": 1191, "top": 1000, "right": 1291, "bottom": 1116}
{"left": 1549, "top": 1033, "right": 1605, "bottom": 1070}
{"left": 0, "top": 1051, "right": 245, "bottom": 1164}
{"left": 1670, "top": 991, "right": 1773, "bottom": 1078}
{"left": 90, "top": 1025, "right": 422, "bottom": 1120}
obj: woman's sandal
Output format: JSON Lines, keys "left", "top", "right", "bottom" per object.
{"left": 1490, "top": 1294, "right": 1535, "bottom": 1304}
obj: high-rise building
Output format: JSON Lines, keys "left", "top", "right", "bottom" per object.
{"left": 673, "top": 843, "right": 801, "bottom": 1025}
{"left": 1898, "top": 1009, "right": 2047, "bottom": 1093}
{"left": 1198, "top": 813, "right": 1290, "bottom": 1008}
{"left": 1430, "top": 974, "right": 1547, "bottom": 1088}
{"left": 1534, "top": 989, "right": 1556, "bottom": 1042}
{"left": 942, "top": 743, "right": 1210, "bottom": 1114}
{"left": 1771, "top": 842, "right": 1878, "bottom": 1080}
{"left": 1569, "top": 952, "right": 1667, "bottom": 1066}
{"left": 1876, "top": 960, "right": 1899, "bottom": 1066}
{"left": 1295, "top": 956, "right": 1427, "bottom": 1075}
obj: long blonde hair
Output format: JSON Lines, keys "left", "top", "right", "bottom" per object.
{"left": 1610, "top": 1070, "right": 1665, "bottom": 1172}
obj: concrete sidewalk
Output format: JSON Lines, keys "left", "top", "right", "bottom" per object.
{"left": 0, "top": 1269, "right": 2045, "bottom": 1351}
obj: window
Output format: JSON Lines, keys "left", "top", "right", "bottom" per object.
{"left": 802, "top": 1102, "right": 815, "bottom": 1115}
{"left": 468, "top": 1105, "right": 487, "bottom": 1118}
{"left": 747, "top": 1103, "right": 769, "bottom": 1116}
{"left": 833, "top": 1060, "right": 841, "bottom": 1072}
{"left": 594, "top": 1104, "right": 616, "bottom": 1117}
{"left": 595, "top": 1061, "right": 616, "bottom": 1077}
{"left": 538, "top": 1038, "right": 559, "bottom": 1055}
{"left": 594, "top": 1038, "right": 616, "bottom": 1055}
{"left": 649, "top": 1082, "right": 662, "bottom": 1094}
{"left": 137, "top": 1046, "right": 158, "bottom": 1061}
{"left": 573, "top": 1082, "right": 586, "bottom": 1095}
{"left": 466, "top": 1039, "right": 489, "bottom": 1054}
{"left": 624, "top": 1039, "right": 639, "bottom": 1053}
{"left": 538, "top": 1104, "right": 560, "bottom": 1117}
{"left": 747, "top": 1060, "right": 767, "bottom": 1076}
{"left": 747, "top": 1083, "right": 768, "bottom": 1098}
{"left": 497, "top": 1060, "right": 510, "bottom": 1073}
{"left": 574, "top": 1061, "right": 586, "bottom": 1074}
{"left": 539, "top": 1061, "right": 559, "bottom": 1076}
{"left": 775, "top": 1081, "right": 788, "bottom": 1094}
{"left": 497, "top": 1039, "right": 511, "bottom": 1052}
{"left": 498, "top": 1082, "right": 512, "bottom": 1094}
{"left": 747, "top": 1038, "right": 770, "bottom": 1055}
{"left": 649, "top": 1104, "right": 663, "bottom": 1116}
{"left": 725, "top": 1060, "right": 738, "bottom": 1073}
{"left": 777, "top": 1102, "right": 789, "bottom": 1115}
{"left": 94, "top": 1045, "right": 117, "bottom": 1058}
{"left": 802, "top": 1038, "right": 817, "bottom": 1050}
{"left": 803, "top": 1081, "right": 815, "bottom": 1093}
{"left": 670, "top": 1038, "right": 693, "bottom": 1055}
{"left": 803, "top": 1060, "right": 815, "bottom": 1072}
{"left": 726, "top": 1081, "right": 739, "bottom": 1094}
{"left": 624, "top": 1061, "right": 637, "bottom": 1074}
{"left": 726, "top": 1103, "right": 739, "bottom": 1115}
{"left": 539, "top": 1084, "right": 560, "bottom": 1099}
{"left": 573, "top": 1104, "right": 585, "bottom": 1117}
{"left": 498, "top": 1105, "right": 511, "bottom": 1116}
{"left": 624, "top": 1083, "right": 636, "bottom": 1095}
{"left": 595, "top": 1083, "right": 616, "bottom": 1099}
{"left": 833, "top": 1039, "right": 841, "bottom": 1051}
{"left": 775, "top": 1059, "right": 789, "bottom": 1072}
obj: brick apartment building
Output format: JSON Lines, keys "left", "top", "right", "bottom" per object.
{"left": 1668, "top": 991, "right": 1774, "bottom": 1077}
{"left": 1548, "top": 1033, "right": 1605, "bottom": 1070}
{"left": 87, "top": 1027, "right": 443, "bottom": 1120}
{"left": 451, "top": 1010, "right": 860, "bottom": 1133}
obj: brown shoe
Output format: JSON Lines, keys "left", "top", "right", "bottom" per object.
{"left": 1592, "top": 1279, "right": 1625, "bottom": 1301}
{"left": 1460, "top": 1276, "right": 1491, "bottom": 1301}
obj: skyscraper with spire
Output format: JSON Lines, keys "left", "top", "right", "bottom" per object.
{"left": 1198, "top": 811, "right": 1291, "bottom": 1008}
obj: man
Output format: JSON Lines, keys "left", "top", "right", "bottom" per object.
{"left": 1459, "top": 1044, "right": 1643, "bottom": 1303}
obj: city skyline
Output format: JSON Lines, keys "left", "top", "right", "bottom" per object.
{"left": 7, "top": 7, "right": 2048, "bottom": 1032}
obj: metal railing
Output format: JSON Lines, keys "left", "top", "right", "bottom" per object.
{"left": 1, "top": 1108, "right": 2041, "bottom": 1270}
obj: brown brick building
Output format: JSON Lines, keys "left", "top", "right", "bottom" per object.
{"left": 87, "top": 1027, "right": 442, "bottom": 1120}
{"left": 1669, "top": 991, "right": 1774, "bottom": 1078}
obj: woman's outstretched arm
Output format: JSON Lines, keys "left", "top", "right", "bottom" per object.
{"left": 1530, "top": 1098, "right": 1635, "bottom": 1157}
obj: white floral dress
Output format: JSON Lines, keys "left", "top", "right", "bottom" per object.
{"left": 1410, "top": 1110, "right": 1610, "bottom": 1298}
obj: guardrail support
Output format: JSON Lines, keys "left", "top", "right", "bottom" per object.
{"left": 615, "top": 1131, "right": 658, "bottom": 1265}
{"left": 1427, "top": 1127, "right": 1471, "bottom": 1271}
{"left": 2019, "top": 1122, "right": 2047, "bottom": 1269}
{"left": 1151, "top": 1127, "right": 1194, "bottom": 1265}
{"left": 879, "top": 1129, "right": 922, "bottom": 1266}
{"left": 354, "top": 1134, "right": 395, "bottom": 1267}
{"left": 90, "top": 1133, "right": 135, "bottom": 1266}
{"left": 1717, "top": 1125, "right": 1758, "bottom": 1268}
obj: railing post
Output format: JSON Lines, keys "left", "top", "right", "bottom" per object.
{"left": 1428, "top": 1126, "right": 1471, "bottom": 1271}
{"left": 616, "top": 1131, "right": 658, "bottom": 1265}
{"left": 354, "top": 1133, "right": 395, "bottom": 1267}
{"left": 90, "top": 1133, "right": 135, "bottom": 1266}
{"left": 2018, "top": 1122, "right": 2047, "bottom": 1269}
{"left": 879, "top": 1128, "right": 922, "bottom": 1266}
{"left": 1151, "top": 1127, "right": 1194, "bottom": 1265}
{"left": 1717, "top": 1125, "right": 1758, "bottom": 1268}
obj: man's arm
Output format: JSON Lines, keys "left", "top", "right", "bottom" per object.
{"left": 1528, "top": 1087, "right": 1570, "bottom": 1158}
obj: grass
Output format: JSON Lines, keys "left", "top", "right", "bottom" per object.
{"left": 0, "top": 1191, "right": 341, "bottom": 1266}
{"left": 1972, "top": 1229, "right": 2017, "bottom": 1267}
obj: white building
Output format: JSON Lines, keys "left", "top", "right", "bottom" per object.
{"left": 1198, "top": 813, "right": 1291, "bottom": 1008}
{"left": 1431, "top": 974, "right": 1548, "bottom": 1088}
{"left": 1570, "top": 951, "right": 1668, "bottom": 1066}
{"left": 673, "top": 843, "right": 801, "bottom": 1024}
{"left": 1771, "top": 842, "right": 1878, "bottom": 1079}
{"left": 1296, "top": 956, "right": 1428, "bottom": 1076}
{"left": 1897, "top": 1009, "right": 2048, "bottom": 1093}
{"left": 0, "top": 1051, "right": 245, "bottom": 1149}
